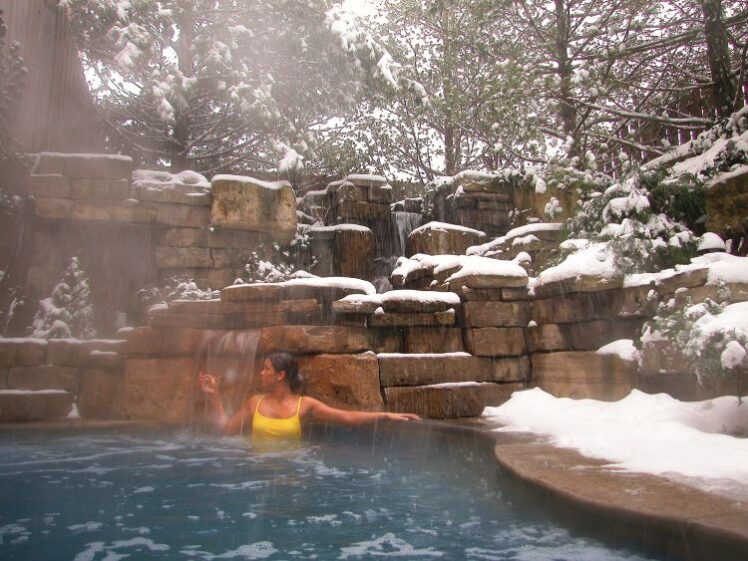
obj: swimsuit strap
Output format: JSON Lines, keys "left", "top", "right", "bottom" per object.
{"left": 254, "top": 395, "right": 265, "bottom": 415}
{"left": 295, "top": 396, "right": 303, "bottom": 417}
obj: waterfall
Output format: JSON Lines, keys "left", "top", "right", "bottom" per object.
{"left": 392, "top": 211, "right": 422, "bottom": 257}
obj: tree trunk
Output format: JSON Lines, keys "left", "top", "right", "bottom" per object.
{"left": 441, "top": 4, "right": 459, "bottom": 176}
{"left": 701, "top": 0, "right": 737, "bottom": 118}
{"left": 171, "top": 8, "right": 194, "bottom": 171}
{"left": 553, "top": 0, "right": 579, "bottom": 163}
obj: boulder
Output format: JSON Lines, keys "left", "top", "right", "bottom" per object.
{"left": 161, "top": 227, "right": 271, "bottom": 249}
{"left": 408, "top": 222, "right": 486, "bottom": 256}
{"left": 121, "top": 358, "right": 198, "bottom": 423}
{"left": 211, "top": 175, "right": 297, "bottom": 244}
{"left": 706, "top": 168, "right": 748, "bottom": 238}
{"left": 531, "top": 351, "right": 636, "bottom": 401}
{"left": 126, "top": 327, "right": 228, "bottom": 357}
{"left": 47, "top": 338, "right": 126, "bottom": 367}
{"left": 77, "top": 368, "right": 123, "bottom": 419}
{"left": 297, "top": 352, "right": 384, "bottom": 411}
{"left": 221, "top": 283, "right": 284, "bottom": 302}
{"left": 0, "top": 390, "right": 74, "bottom": 422}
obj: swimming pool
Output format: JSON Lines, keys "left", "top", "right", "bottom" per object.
{"left": 0, "top": 424, "right": 673, "bottom": 561}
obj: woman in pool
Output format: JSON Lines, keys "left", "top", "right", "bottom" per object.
{"left": 198, "top": 351, "right": 420, "bottom": 440}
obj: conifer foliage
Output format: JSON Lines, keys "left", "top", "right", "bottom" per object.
{"left": 30, "top": 257, "right": 96, "bottom": 340}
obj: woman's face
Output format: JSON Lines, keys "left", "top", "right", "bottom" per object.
{"left": 259, "top": 358, "right": 283, "bottom": 389}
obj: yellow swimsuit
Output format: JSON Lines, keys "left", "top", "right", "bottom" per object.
{"left": 251, "top": 396, "right": 303, "bottom": 441}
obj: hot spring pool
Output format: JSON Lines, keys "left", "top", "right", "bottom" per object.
{"left": 0, "top": 424, "right": 674, "bottom": 561}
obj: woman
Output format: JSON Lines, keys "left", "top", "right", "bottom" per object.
{"left": 198, "top": 351, "right": 420, "bottom": 441}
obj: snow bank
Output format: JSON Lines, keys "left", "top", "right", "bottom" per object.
{"left": 485, "top": 388, "right": 748, "bottom": 497}
{"left": 596, "top": 339, "right": 639, "bottom": 362}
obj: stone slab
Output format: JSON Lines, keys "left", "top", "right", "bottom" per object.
{"left": 221, "top": 284, "right": 284, "bottom": 302}
{"left": 297, "top": 352, "right": 384, "bottom": 411}
{"left": 369, "top": 309, "right": 456, "bottom": 328}
{"left": 384, "top": 381, "right": 523, "bottom": 419}
{"left": 7, "top": 365, "right": 78, "bottom": 392}
{"left": 403, "top": 327, "right": 464, "bottom": 353}
{"left": 35, "top": 197, "right": 74, "bottom": 219}
{"left": 34, "top": 153, "right": 134, "bottom": 179}
{"left": 70, "top": 200, "right": 157, "bottom": 223}
{"left": 0, "top": 339, "right": 48, "bottom": 367}
{"left": 378, "top": 353, "right": 529, "bottom": 387}
{"left": 161, "top": 227, "right": 272, "bottom": 249}
{"left": 460, "top": 301, "right": 529, "bottom": 327}
{"left": 463, "top": 327, "right": 526, "bottom": 356}
{"left": 0, "top": 390, "right": 74, "bottom": 422}
{"left": 561, "top": 319, "right": 645, "bottom": 351}
{"left": 258, "top": 326, "right": 373, "bottom": 354}
{"left": 156, "top": 204, "right": 211, "bottom": 228}
{"left": 526, "top": 324, "right": 568, "bottom": 352}
{"left": 533, "top": 275, "right": 624, "bottom": 298}
{"left": 29, "top": 174, "right": 70, "bottom": 198}
{"left": 156, "top": 247, "right": 213, "bottom": 269}
{"left": 48, "top": 339, "right": 126, "bottom": 367}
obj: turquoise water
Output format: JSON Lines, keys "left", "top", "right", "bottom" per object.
{"left": 0, "top": 426, "right": 671, "bottom": 560}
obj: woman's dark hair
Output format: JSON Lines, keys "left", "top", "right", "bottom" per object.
{"left": 267, "top": 351, "right": 303, "bottom": 392}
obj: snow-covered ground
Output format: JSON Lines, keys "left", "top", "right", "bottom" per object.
{"left": 484, "top": 388, "right": 748, "bottom": 499}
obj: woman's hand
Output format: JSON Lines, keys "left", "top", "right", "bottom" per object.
{"left": 386, "top": 412, "right": 421, "bottom": 422}
{"left": 198, "top": 372, "right": 219, "bottom": 395}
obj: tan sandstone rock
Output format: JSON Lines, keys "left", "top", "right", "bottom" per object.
{"left": 211, "top": 175, "right": 297, "bottom": 244}
{"left": 298, "top": 352, "right": 383, "bottom": 411}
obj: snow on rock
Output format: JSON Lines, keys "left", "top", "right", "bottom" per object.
{"left": 280, "top": 277, "right": 376, "bottom": 296}
{"left": 379, "top": 289, "right": 460, "bottom": 306}
{"left": 310, "top": 224, "right": 372, "bottom": 233}
{"left": 697, "top": 232, "right": 726, "bottom": 253}
{"left": 409, "top": 221, "right": 484, "bottom": 237}
{"left": 212, "top": 174, "right": 290, "bottom": 191}
{"left": 444, "top": 256, "right": 528, "bottom": 284}
{"left": 535, "top": 241, "right": 618, "bottom": 285}
{"left": 132, "top": 169, "right": 210, "bottom": 190}
{"left": 689, "top": 252, "right": 748, "bottom": 286}
{"left": 687, "top": 301, "right": 748, "bottom": 351}
{"left": 721, "top": 340, "right": 747, "bottom": 370}
{"left": 597, "top": 339, "right": 640, "bottom": 362}
{"left": 467, "top": 223, "right": 563, "bottom": 256}
{"left": 484, "top": 388, "right": 748, "bottom": 497}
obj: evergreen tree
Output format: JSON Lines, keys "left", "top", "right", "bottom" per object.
{"left": 30, "top": 257, "right": 96, "bottom": 340}
{"left": 59, "top": 0, "right": 385, "bottom": 175}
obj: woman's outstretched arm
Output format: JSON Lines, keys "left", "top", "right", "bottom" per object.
{"left": 302, "top": 396, "right": 420, "bottom": 425}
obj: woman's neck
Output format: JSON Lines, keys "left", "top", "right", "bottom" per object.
{"left": 266, "top": 384, "right": 294, "bottom": 402}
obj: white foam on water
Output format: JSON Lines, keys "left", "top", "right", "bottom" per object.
{"left": 73, "top": 537, "right": 170, "bottom": 561}
{"left": 338, "top": 532, "right": 444, "bottom": 558}
{"left": 241, "top": 512, "right": 257, "bottom": 519}
{"left": 0, "top": 523, "right": 30, "bottom": 545}
{"left": 68, "top": 521, "right": 103, "bottom": 532}
{"left": 209, "top": 480, "right": 270, "bottom": 491}
{"left": 179, "top": 541, "right": 278, "bottom": 559}
{"left": 306, "top": 514, "right": 342, "bottom": 527}
{"left": 132, "top": 486, "right": 155, "bottom": 494}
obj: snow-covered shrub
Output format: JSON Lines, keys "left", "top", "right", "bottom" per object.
{"left": 241, "top": 227, "right": 315, "bottom": 283}
{"left": 638, "top": 283, "right": 746, "bottom": 399}
{"left": 561, "top": 169, "right": 697, "bottom": 274}
{"left": 643, "top": 170, "right": 706, "bottom": 236}
{"left": 30, "top": 257, "right": 95, "bottom": 339}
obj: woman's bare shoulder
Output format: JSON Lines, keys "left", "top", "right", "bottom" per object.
{"left": 244, "top": 393, "right": 263, "bottom": 410}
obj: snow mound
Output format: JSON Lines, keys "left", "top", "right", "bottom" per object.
{"left": 485, "top": 388, "right": 748, "bottom": 497}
